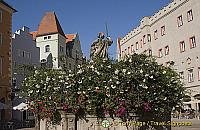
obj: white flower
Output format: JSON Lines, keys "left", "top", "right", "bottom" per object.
{"left": 150, "top": 75, "right": 153, "bottom": 79}
{"left": 163, "top": 71, "right": 166, "bottom": 74}
{"left": 145, "top": 74, "right": 149, "bottom": 77}
{"left": 127, "top": 72, "right": 131, "bottom": 75}
{"left": 111, "top": 85, "right": 116, "bottom": 89}
{"left": 90, "top": 65, "right": 94, "bottom": 69}
{"left": 143, "top": 79, "right": 146, "bottom": 82}
{"left": 36, "top": 84, "right": 40, "bottom": 88}
{"left": 122, "top": 69, "right": 126, "bottom": 73}
{"left": 115, "top": 69, "right": 119, "bottom": 75}
{"left": 77, "top": 65, "right": 81, "bottom": 68}
{"left": 29, "top": 90, "right": 33, "bottom": 94}
{"left": 108, "top": 65, "right": 111, "bottom": 68}
{"left": 140, "top": 69, "right": 143, "bottom": 73}
{"left": 66, "top": 85, "right": 71, "bottom": 88}
{"left": 104, "top": 86, "right": 107, "bottom": 88}
{"left": 120, "top": 91, "right": 124, "bottom": 93}
{"left": 164, "top": 97, "right": 167, "bottom": 100}
{"left": 77, "top": 91, "right": 81, "bottom": 94}
{"left": 143, "top": 86, "right": 148, "bottom": 89}
{"left": 35, "top": 70, "right": 38, "bottom": 74}
{"left": 88, "top": 88, "right": 91, "bottom": 90}
{"left": 96, "top": 72, "right": 100, "bottom": 75}
{"left": 36, "top": 90, "right": 39, "bottom": 93}
{"left": 109, "top": 79, "right": 112, "bottom": 82}
{"left": 77, "top": 69, "right": 83, "bottom": 74}
{"left": 78, "top": 80, "right": 82, "bottom": 84}
{"left": 83, "top": 91, "right": 86, "bottom": 94}
{"left": 129, "top": 58, "right": 132, "bottom": 62}
{"left": 116, "top": 81, "right": 120, "bottom": 84}
{"left": 46, "top": 77, "right": 50, "bottom": 82}
{"left": 95, "top": 87, "right": 99, "bottom": 90}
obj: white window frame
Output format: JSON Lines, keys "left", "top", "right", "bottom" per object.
{"left": 154, "top": 30, "right": 158, "bottom": 40}
{"left": 187, "top": 10, "right": 193, "bottom": 22}
{"left": 143, "top": 35, "right": 146, "bottom": 44}
{"left": 147, "top": 34, "right": 151, "bottom": 42}
{"left": 165, "top": 46, "right": 169, "bottom": 55}
{"left": 190, "top": 36, "right": 196, "bottom": 48}
{"left": 179, "top": 71, "right": 184, "bottom": 82}
{"left": 158, "top": 49, "right": 163, "bottom": 58}
{"left": 180, "top": 41, "right": 185, "bottom": 52}
{"left": 161, "top": 26, "right": 165, "bottom": 36}
{"left": 198, "top": 68, "right": 200, "bottom": 81}
{"left": 177, "top": 15, "right": 183, "bottom": 27}
{"left": 45, "top": 45, "right": 50, "bottom": 52}
{"left": 131, "top": 44, "right": 134, "bottom": 53}
{"left": 136, "top": 42, "right": 139, "bottom": 50}
{"left": 188, "top": 69, "right": 194, "bottom": 83}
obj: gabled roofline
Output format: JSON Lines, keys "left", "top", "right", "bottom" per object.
{"left": 0, "top": 0, "right": 17, "bottom": 12}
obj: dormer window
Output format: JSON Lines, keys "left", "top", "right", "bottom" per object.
{"left": 44, "top": 36, "right": 47, "bottom": 40}
{"left": 45, "top": 45, "right": 50, "bottom": 52}
{"left": 48, "top": 36, "right": 51, "bottom": 39}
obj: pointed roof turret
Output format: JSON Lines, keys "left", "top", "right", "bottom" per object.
{"left": 36, "top": 12, "right": 65, "bottom": 37}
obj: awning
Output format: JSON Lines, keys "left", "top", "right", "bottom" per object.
{"left": 13, "top": 102, "right": 28, "bottom": 111}
{"left": 0, "top": 102, "right": 9, "bottom": 109}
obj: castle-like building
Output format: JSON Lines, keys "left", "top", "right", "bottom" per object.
{"left": 118, "top": 0, "right": 200, "bottom": 111}
{"left": 31, "top": 12, "right": 83, "bottom": 70}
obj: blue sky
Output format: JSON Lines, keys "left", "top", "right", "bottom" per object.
{"left": 6, "top": 0, "right": 171, "bottom": 59}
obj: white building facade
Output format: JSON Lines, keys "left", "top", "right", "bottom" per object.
{"left": 12, "top": 26, "right": 40, "bottom": 121}
{"left": 118, "top": 0, "right": 200, "bottom": 111}
{"left": 32, "top": 12, "right": 83, "bottom": 69}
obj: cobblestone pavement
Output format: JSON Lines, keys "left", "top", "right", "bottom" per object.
{"left": 171, "top": 118, "right": 200, "bottom": 130}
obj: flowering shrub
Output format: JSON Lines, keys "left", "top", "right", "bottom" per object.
{"left": 21, "top": 54, "right": 185, "bottom": 124}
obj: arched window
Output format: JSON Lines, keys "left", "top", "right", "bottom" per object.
{"left": 45, "top": 45, "right": 50, "bottom": 52}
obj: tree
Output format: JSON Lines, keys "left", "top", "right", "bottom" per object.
{"left": 21, "top": 54, "right": 185, "bottom": 130}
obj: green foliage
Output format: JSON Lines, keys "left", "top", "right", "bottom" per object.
{"left": 21, "top": 54, "right": 185, "bottom": 123}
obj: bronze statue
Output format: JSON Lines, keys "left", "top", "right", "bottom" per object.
{"left": 90, "top": 32, "right": 113, "bottom": 60}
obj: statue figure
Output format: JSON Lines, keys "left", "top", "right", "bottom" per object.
{"left": 90, "top": 32, "right": 113, "bottom": 60}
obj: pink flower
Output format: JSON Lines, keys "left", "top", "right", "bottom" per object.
{"left": 143, "top": 102, "right": 151, "bottom": 112}
{"left": 115, "top": 107, "right": 126, "bottom": 116}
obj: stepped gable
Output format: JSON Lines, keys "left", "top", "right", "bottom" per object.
{"left": 36, "top": 12, "right": 65, "bottom": 37}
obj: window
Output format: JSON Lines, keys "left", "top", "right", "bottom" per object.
{"left": 125, "top": 49, "right": 127, "bottom": 55}
{"left": 131, "top": 45, "right": 134, "bottom": 53}
{"left": 44, "top": 37, "right": 47, "bottom": 40}
{"left": 188, "top": 69, "right": 194, "bottom": 83}
{"left": 140, "top": 39, "right": 143, "bottom": 48}
{"left": 128, "top": 47, "right": 131, "bottom": 55}
{"left": 179, "top": 41, "right": 185, "bottom": 52}
{"left": 198, "top": 68, "right": 200, "bottom": 81}
{"left": 190, "top": 36, "right": 196, "bottom": 48}
{"left": 149, "top": 49, "right": 152, "bottom": 56}
{"left": 22, "top": 51, "right": 25, "bottom": 57}
{"left": 177, "top": 15, "right": 183, "bottom": 27}
{"left": 179, "top": 71, "right": 184, "bottom": 82}
{"left": 0, "top": 10, "right": 2, "bottom": 23}
{"left": 165, "top": 46, "right": 169, "bottom": 55}
{"left": 136, "top": 42, "right": 139, "bottom": 50}
{"left": 45, "top": 45, "right": 50, "bottom": 52}
{"left": 158, "top": 49, "right": 163, "bottom": 58}
{"left": 122, "top": 51, "right": 124, "bottom": 57}
{"left": 0, "top": 57, "right": 2, "bottom": 75}
{"left": 60, "top": 46, "right": 64, "bottom": 52}
{"left": 161, "top": 26, "right": 165, "bottom": 36}
{"left": 143, "top": 35, "right": 146, "bottom": 44}
{"left": 48, "top": 36, "right": 51, "bottom": 39}
{"left": 154, "top": 30, "right": 158, "bottom": 40}
{"left": 166, "top": 61, "right": 171, "bottom": 67}
{"left": 147, "top": 34, "right": 151, "bottom": 42}
{"left": 187, "top": 10, "right": 193, "bottom": 22}
{"left": 0, "top": 33, "right": 2, "bottom": 45}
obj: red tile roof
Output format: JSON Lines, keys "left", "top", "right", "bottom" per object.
{"left": 36, "top": 12, "right": 65, "bottom": 37}
{"left": 30, "top": 31, "right": 37, "bottom": 40}
{"left": 65, "top": 34, "right": 77, "bottom": 43}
